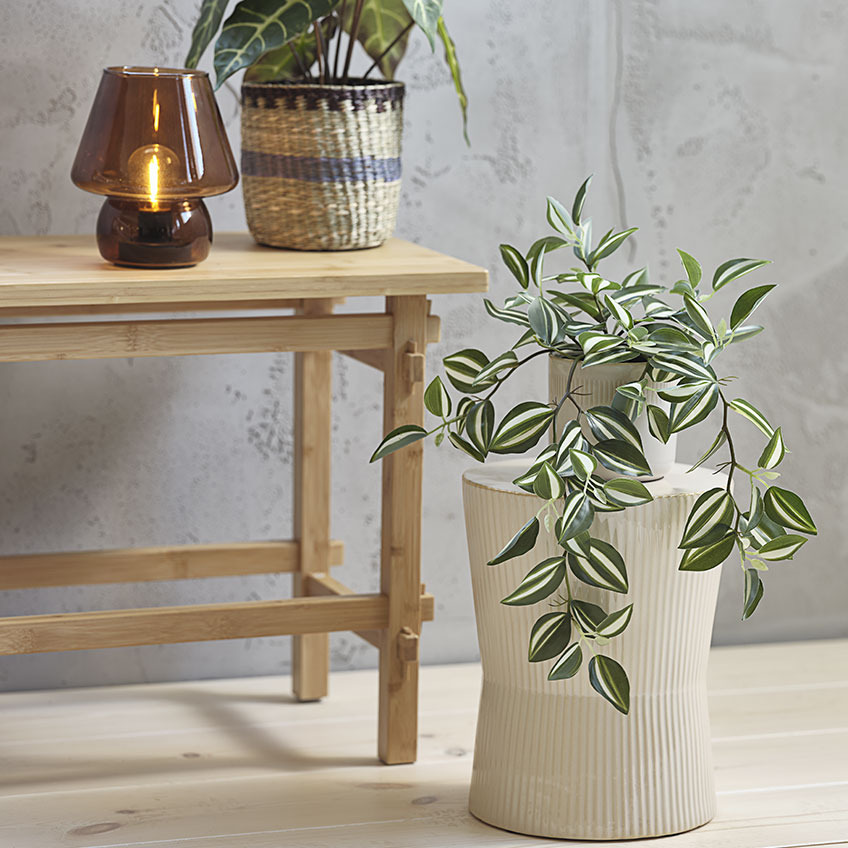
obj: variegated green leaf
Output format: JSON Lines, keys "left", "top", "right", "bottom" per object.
{"left": 561, "top": 529, "right": 593, "bottom": 557}
{"left": 483, "top": 298, "right": 529, "bottom": 328}
{"left": 569, "top": 448, "right": 597, "bottom": 481}
{"left": 436, "top": 17, "right": 469, "bottom": 143}
{"left": 454, "top": 396, "right": 474, "bottom": 435}
{"left": 728, "top": 398, "right": 774, "bottom": 437}
{"left": 742, "top": 567, "right": 764, "bottom": 619}
{"left": 597, "top": 603, "right": 633, "bottom": 638}
{"left": 447, "top": 431, "right": 485, "bottom": 462}
{"left": 747, "top": 484, "right": 764, "bottom": 531}
{"left": 490, "top": 402, "right": 556, "bottom": 454}
{"left": 555, "top": 420, "right": 585, "bottom": 467}
{"left": 758, "top": 426, "right": 786, "bottom": 470}
{"left": 615, "top": 382, "right": 645, "bottom": 402}
{"left": 730, "top": 284, "right": 776, "bottom": 329}
{"left": 571, "top": 175, "right": 592, "bottom": 225}
{"left": 688, "top": 429, "right": 727, "bottom": 472}
{"left": 757, "top": 533, "right": 806, "bottom": 561}
{"left": 763, "top": 486, "right": 817, "bottom": 535}
{"left": 556, "top": 491, "right": 594, "bottom": 541}
{"left": 501, "top": 557, "right": 566, "bottom": 606}
{"left": 423, "top": 375, "right": 450, "bottom": 418}
{"left": 669, "top": 383, "right": 719, "bottom": 433}
{"left": 548, "top": 642, "right": 583, "bottom": 680}
{"left": 712, "top": 257, "right": 770, "bottom": 292}
{"left": 589, "top": 227, "right": 638, "bottom": 265}
{"left": 603, "top": 478, "right": 653, "bottom": 507}
{"left": 679, "top": 531, "right": 735, "bottom": 571}
{"left": 586, "top": 406, "right": 643, "bottom": 450}
{"left": 534, "top": 461, "right": 565, "bottom": 501}
{"left": 649, "top": 352, "right": 716, "bottom": 383}
{"left": 584, "top": 539, "right": 629, "bottom": 593}
{"left": 683, "top": 294, "right": 714, "bottom": 340}
{"left": 657, "top": 380, "right": 712, "bottom": 402}
{"left": 577, "top": 331, "right": 623, "bottom": 357}
{"left": 582, "top": 346, "right": 637, "bottom": 368}
{"left": 603, "top": 292, "right": 634, "bottom": 330}
{"left": 528, "top": 612, "right": 571, "bottom": 662}
{"left": 186, "top": 0, "right": 230, "bottom": 68}
{"left": 370, "top": 424, "right": 427, "bottom": 462}
{"left": 443, "top": 349, "right": 494, "bottom": 393}
{"left": 487, "top": 516, "right": 540, "bottom": 565}
{"left": 576, "top": 271, "right": 617, "bottom": 294}
{"left": 679, "top": 488, "right": 734, "bottom": 548}
{"left": 570, "top": 599, "right": 606, "bottom": 635}
{"left": 646, "top": 404, "right": 671, "bottom": 444}
{"left": 729, "top": 324, "right": 764, "bottom": 344}
{"left": 214, "top": 0, "right": 338, "bottom": 87}
{"left": 677, "top": 249, "right": 702, "bottom": 288}
{"left": 593, "top": 439, "right": 651, "bottom": 477}
{"left": 401, "top": 0, "right": 441, "bottom": 48}
{"left": 529, "top": 242, "right": 546, "bottom": 289}
{"left": 553, "top": 291, "right": 603, "bottom": 320}
{"left": 465, "top": 399, "right": 494, "bottom": 455}
{"left": 499, "top": 243, "right": 530, "bottom": 289}
{"left": 546, "top": 195, "right": 576, "bottom": 238}
{"left": 589, "top": 655, "right": 630, "bottom": 714}
{"left": 528, "top": 297, "right": 566, "bottom": 345}
{"left": 471, "top": 350, "right": 518, "bottom": 387}
{"left": 512, "top": 445, "right": 557, "bottom": 492}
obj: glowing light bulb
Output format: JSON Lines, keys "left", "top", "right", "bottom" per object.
{"left": 126, "top": 144, "right": 180, "bottom": 209}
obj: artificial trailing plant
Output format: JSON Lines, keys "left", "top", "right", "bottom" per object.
{"left": 185, "top": 0, "right": 468, "bottom": 140}
{"left": 371, "top": 177, "right": 816, "bottom": 715}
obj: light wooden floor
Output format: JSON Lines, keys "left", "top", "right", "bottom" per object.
{"left": 1, "top": 640, "right": 846, "bottom": 848}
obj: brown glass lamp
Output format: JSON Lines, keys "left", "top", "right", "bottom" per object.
{"left": 72, "top": 66, "right": 238, "bottom": 268}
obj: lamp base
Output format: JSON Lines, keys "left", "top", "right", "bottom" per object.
{"left": 96, "top": 197, "right": 212, "bottom": 268}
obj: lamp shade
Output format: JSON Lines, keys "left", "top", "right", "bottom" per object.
{"left": 71, "top": 66, "right": 238, "bottom": 202}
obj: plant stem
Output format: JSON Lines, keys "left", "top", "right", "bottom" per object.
{"left": 362, "top": 20, "right": 414, "bottom": 79}
{"left": 342, "top": 0, "right": 365, "bottom": 81}
{"left": 332, "top": 0, "right": 347, "bottom": 81}
{"left": 289, "top": 43, "right": 310, "bottom": 79}
{"left": 314, "top": 23, "right": 326, "bottom": 84}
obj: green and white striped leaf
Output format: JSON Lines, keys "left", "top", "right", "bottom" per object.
{"left": 683, "top": 294, "right": 714, "bottom": 340}
{"left": 712, "top": 257, "right": 770, "bottom": 292}
{"left": 643, "top": 296, "right": 677, "bottom": 319}
{"left": 601, "top": 294, "right": 633, "bottom": 332}
{"left": 757, "top": 533, "right": 807, "bottom": 561}
{"left": 586, "top": 406, "right": 643, "bottom": 450}
{"left": 578, "top": 333, "right": 622, "bottom": 358}
{"left": 646, "top": 404, "right": 671, "bottom": 444}
{"left": 583, "top": 346, "right": 637, "bottom": 368}
{"left": 546, "top": 195, "right": 576, "bottom": 238}
{"left": 483, "top": 298, "right": 529, "bottom": 328}
{"left": 512, "top": 445, "right": 557, "bottom": 493}
{"left": 763, "top": 486, "right": 817, "bottom": 535}
{"left": 729, "top": 398, "right": 774, "bottom": 437}
{"left": 576, "top": 272, "right": 617, "bottom": 294}
{"left": 570, "top": 599, "right": 607, "bottom": 635}
{"left": 499, "top": 243, "right": 530, "bottom": 289}
{"left": 743, "top": 567, "right": 764, "bottom": 619}
{"left": 669, "top": 383, "right": 719, "bottom": 433}
{"left": 679, "top": 532, "right": 735, "bottom": 571}
{"left": 758, "top": 426, "right": 786, "bottom": 470}
{"left": 534, "top": 461, "right": 565, "bottom": 501}
{"left": 603, "top": 478, "right": 654, "bottom": 507}
{"left": 529, "top": 242, "right": 547, "bottom": 288}
{"left": 593, "top": 439, "right": 651, "bottom": 477}
{"left": 556, "top": 491, "right": 594, "bottom": 541}
{"left": 487, "top": 516, "right": 540, "bottom": 565}
{"left": 730, "top": 284, "right": 776, "bottom": 329}
{"left": 747, "top": 484, "right": 764, "bottom": 532}
{"left": 447, "top": 431, "right": 486, "bottom": 463}
{"left": 582, "top": 539, "right": 629, "bottom": 593}
{"left": 589, "top": 655, "right": 630, "bottom": 714}
{"left": 465, "top": 399, "right": 494, "bottom": 455}
{"left": 501, "top": 557, "right": 566, "bottom": 606}
{"left": 560, "top": 529, "right": 593, "bottom": 557}
{"left": 185, "top": 0, "right": 229, "bottom": 67}
{"left": 649, "top": 326, "right": 700, "bottom": 351}
{"left": 571, "top": 175, "right": 592, "bottom": 225}
{"left": 616, "top": 381, "right": 645, "bottom": 402}
{"left": 688, "top": 429, "right": 727, "bottom": 472}
{"left": 423, "top": 375, "right": 451, "bottom": 418}
{"left": 747, "top": 512, "right": 786, "bottom": 548}
{"left": 471, "top": 350, "right": 518, "bottom": 388}
{"left": 454, "top": 396, "right": 474, "bottom": 435}
{"left": 729, "top": 324, "right": 764, "bottom": 344}
{"left": 649, "top": 352, "right": 716, "bottom": 383}
{"left": 443, "top": 349, "right": 494, "bottom": 393}
{"left": 679, "top": 488, "right": 735, "bottom": 548}
{"left": 589, "top": 227, "right": 638, "bottom": 265}
{"left": 611, "top": 284, "right": 665, "bottom": 305}
{"left": 528, "top": 612, "right": 572, "bottom": 662}
{"left": 656, "top": 380, "right": 712, "bottom": 402}
{"left": 214, "top": 0, "right": 338, "bottom": 87}
{"left": 569, "top": 448, "right": 597, "bottom": 481}
{"left": 401, "top": 0, "right": 441, "bottom": 48}
{"left": 528, "top": 296, "right": 565, "bottom": 345}
{"left": 677, "top": 249, "right": 702, "bottom": 288}
{"left": 490, "top": 402, "right": 556, "bottom": 454}
{"left": 371, "top": 424, "right": 427, "bottom": 462}
{"left": 548, "top": 642, "right": 583, "bottom": 680}
{"left": 555, "top": 420, "right": 585, "bottom": 467}
{"left": 597, "top": 603, "right": 634, "bottom": 638}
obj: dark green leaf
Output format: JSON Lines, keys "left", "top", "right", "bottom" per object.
{"left": 586, "top": 406, "right": 643, "bottom": 450}
{"left": 569, "top": 448, "right": 597, "bottom": 481}
{"left": 570, "top": 599, "right": 607, "bottom": 634}
{"left": 589, "top": 655, "right": 630, "bottom": 714}
{"left": 688, "top": 429, "right": 727, "bottom": 472}
{"left": 534, "top": 461, "right": 566, "bottom": 501}
{"left": 758, "top": 426, "right": 786, "bottom": 470}
{"left": 679, "top": 488, "right": 735, "bottom": 547}
{"left": 499, "top": 243, "right": 530, "bottom": 289}
{"left": 757, "top": 533, "right": 806, "bottom": 561}
{"left": 443, "top": 349, "right": 494, "bottom": 394}
{"left": 679, "top": 532, "right": 735, "bottom": 571}
{"left": 646, "top": 404, "right": 671, "bottom": 444}
{"left": 548, "top": 642, "right": 583, "bottom": 680}
{"left": 490, "top": 402, "right": 556, "bottom": 454}
{"left": 597, "top": 603, "right": 633, "bottom": 637}
{"left": 589, "top": 228, "right": 638, "bottom": 265}
{"left": 571, "top": 175, "right": 592, "bottom": 226}
{"left": 556, "top": 491, "right": 594, "bottom": 541}
{"left": 528, "top": 612, "right": 572, "bottom": 662}
{"left": 728, "top": 398, "right": 774, "bottom": 437}
{"left": 763, "top": 486, "right": 817, "bottom": 535}
{"left": 593, "top": 439, "right": 651, "bottom": 477}
{"left": 447, "top": 431, "right": 486, "bottom": 463}
{"left": 677, "top": 249, "right": 702, "bottom": 288}
{"left": 742, "top": 567, "right": 764, "bottom": 619}
{"left": 424, "top": 375, "right": 451, "bottom": 418}
{"left": 603, "top": 478, "right": 653, "bottom": 507}
{"left": 371, "top": 424, "right": 427, "bottom": 462}
{"left": 712, "top": 257, "right": 770, "bottom": 292}
{"left": 669, "top": 383, "right": 719, "bottom": 433}
{"left": 186, "top": 0, "right": 229, "bottom": 68}
{"left": 487, "top": 516, "right": 540, "bottom": 565}
{"left": 501, "top": 557, "right": 566, "bottom": 605}
{"left": 483, "top": 298, "right": 529, "bottom": 328}
{"left": 465, "top": 399, "right": 494, "bottom": 455}
{"left": 730, "top": 284, "right": 776, "bottom": 329}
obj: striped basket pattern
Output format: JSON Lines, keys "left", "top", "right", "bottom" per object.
{"left": 241, "top": 80, "right": 404, "bottom": 251}
{"left": 462, "top": 460, "right": 723, "bottom": 839}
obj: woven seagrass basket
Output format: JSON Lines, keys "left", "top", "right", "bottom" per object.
{"left": 241, "top": 79, "right": 404, "bottom": 251}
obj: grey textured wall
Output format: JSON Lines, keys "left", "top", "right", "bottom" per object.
{"left": 0, "top": 1, "right": 843, "bottom": 690}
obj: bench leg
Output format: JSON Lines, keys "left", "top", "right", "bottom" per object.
{"left": 378, "top": 295, "right": 427, "bottom": 764}
{"left": 292, "top": 299, "right": 333, "bottom": 702}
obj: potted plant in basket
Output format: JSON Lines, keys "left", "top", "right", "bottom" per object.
{"left": 372, "top": 177, "right": 817, "bottom": 840}
{"left": 185, "top": 0, "right": 467, "bottom": 251}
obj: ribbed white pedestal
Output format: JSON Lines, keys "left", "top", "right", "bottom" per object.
{"left": 463, "top": 461, "right": 724, "bottom": 840}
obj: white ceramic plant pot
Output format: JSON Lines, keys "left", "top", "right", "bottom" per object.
{"left": 463, "top": 460, "right": 723, "bottom": 840}
{"left": 549, "top": 355, "right": 677, "bottom": 481}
